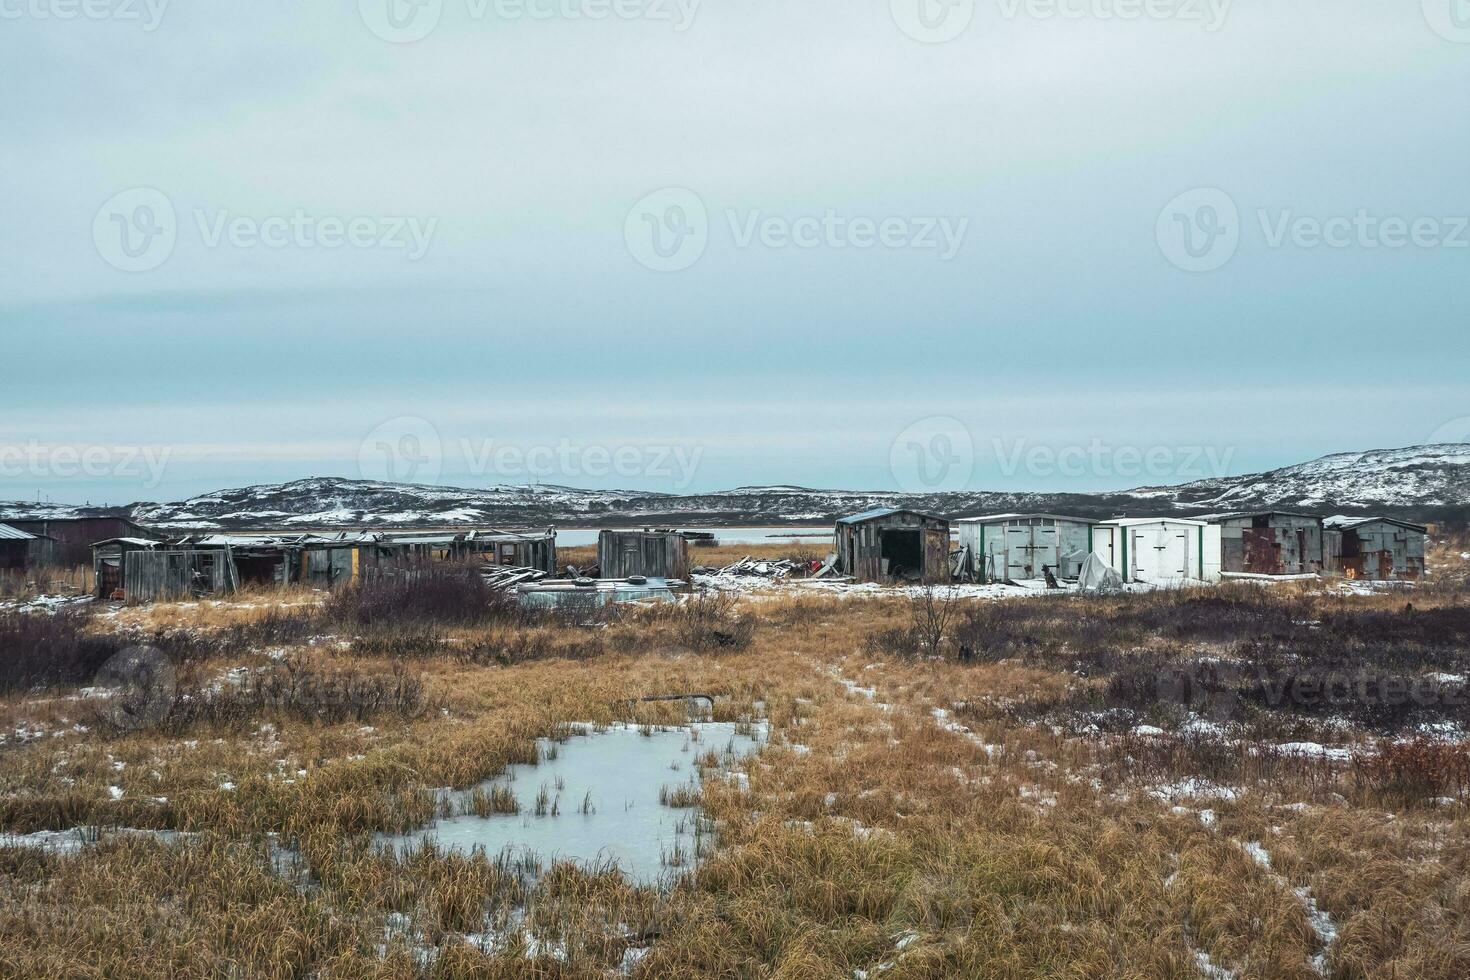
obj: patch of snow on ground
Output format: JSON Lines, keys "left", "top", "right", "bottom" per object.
{"left": 1194, "top": 949, "right": 1238, "bottom": 979}
{"left": 1149, "top": 779, "right": 1241, "bottom": 803}
{"left": 1272, "top": 742, "right": 1355, "bottom": 763}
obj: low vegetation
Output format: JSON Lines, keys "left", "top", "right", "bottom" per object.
{"left": 0, "top": 533, "right": 1466, "bottom": 977}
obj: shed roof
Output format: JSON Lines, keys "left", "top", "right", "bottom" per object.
{"left": 0, "top": 523, "right": 37, "bottom": 541}
{"left": 1099, "top": 517, "right": 1210, "bottom": 528}
{"left": 1324, "top": 516, "right": 1428, "bottom": 533}
{"left": 90, "top": 538, "right": 164, "bottom": 550}
{"left": 953, "top": 513, "right": 1094, "bottom": 525}
{"left": 1205, "top": 511, "right": 1323, "bottom": 523}
{"left": 836, "top": 507, "right": 947, "bottom": 525}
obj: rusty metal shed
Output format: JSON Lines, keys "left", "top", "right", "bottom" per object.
{"left": 1324, "top": 517, "right": 1426, "bottom": 580}
{"left": 835, "top": 508, "right": 951, "bottom": 584}
{"left": 1209, "top": 512, "right": 1324, "bottom": 576}
{"left": 597, "top": 530, "right": 690, "bottom": 580}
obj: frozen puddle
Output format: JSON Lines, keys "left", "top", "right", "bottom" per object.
{"left": 379, "top": 721, "right": 765, "bottom": 884}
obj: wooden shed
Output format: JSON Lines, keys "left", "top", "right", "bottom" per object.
{"left": 1324, "top": 517, "right": 1426, "bottom": 580}
{"left": 597, "top": 530, "right": 690, "bottom": 580}
{"left": 386, "top": 528, "right": 557, "bottom": 574}
{"left": 835, "top": 508, "right": 951, "bottom": 584}
{"left": 0, "top": 523, "right": 59, "bottom": 571}
{"left": 91, "top": 537, "right": 165, "bottom": 598}
{"left": 6, "top": 517, "right": 163, "bottom": 567}
{"left": 115, "top": 548, "right": 236, "bottom": 604}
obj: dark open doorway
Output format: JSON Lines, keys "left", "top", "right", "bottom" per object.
{"left": 880, "top": 528, "right": 923, "bottom": 579}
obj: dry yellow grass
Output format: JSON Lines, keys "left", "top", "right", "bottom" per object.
{"left": 0, "top": 545, "right": 1467, "bottom": 977}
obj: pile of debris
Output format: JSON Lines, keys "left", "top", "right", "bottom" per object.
{"left": 481, "top": 566, "right": 551, "bottom": 591}
{"left": 694, "top": 554, "right": 839, "bottom": 580}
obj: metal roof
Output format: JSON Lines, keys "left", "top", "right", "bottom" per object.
{"left": 836, "top": 507, "right": 902, "bottom": 524}
{"left": 953, "top": 513, "right": 1095, "bottom": 525}
{"left": 90, "top": 538, "right": 163, "bottom": 550}
{"left": 1324, "top": 516, "right": 1428, "bottom": 533}
{"left": 0, "top": 523, "right": 37, "bottom": 541}
{"left": 1205, "top": 511, "right": 1323, "bottom": 523}
{"left": 836, "top": 507, "right": 951, "bottom": 525}
{"left": 1097, "top": 517, "right": 1210, "bottom": 527}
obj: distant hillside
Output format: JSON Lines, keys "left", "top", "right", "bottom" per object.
{"left": 2, "top": 445, "right": 1466, "bottom": 530}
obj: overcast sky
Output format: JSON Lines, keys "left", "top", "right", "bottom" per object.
{"left": 2, "top": 1, "right": 1467, "bottom": 505}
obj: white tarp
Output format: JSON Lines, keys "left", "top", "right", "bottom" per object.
{"left": 1077, "top": 552, "right": 1124, "bottom": 593}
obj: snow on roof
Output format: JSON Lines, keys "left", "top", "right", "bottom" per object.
{"left": 836, "top": 507, "right": 945, "bottom": 525}
{"left": 1323, "top": 515, "right": 1428, "bottom": 533}
{"left": 952, "top": 513, "right": 1095, "bottom": 525}
{"left": 90, "top": 538, "right": 163, "bottom": 549}
{"left": 0, "top": 523, "right": 37, "bottom": 541}
{"left": 1204, "top": 510, "right": 1323, "bottom": 523}
{"left": 1098, "top": 517, "right": 1210, "bottom": 527}
{"left": 836, "top": 507, "right": 903, "bottom": 524}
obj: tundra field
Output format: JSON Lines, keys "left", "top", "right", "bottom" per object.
{"left": 1, "top": 534, "right": 1469, "bottom": 979}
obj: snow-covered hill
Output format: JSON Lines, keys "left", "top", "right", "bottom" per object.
{"left": 1127, "top": 444, "right": 1470, "bottom": 513}
{"left": 2, "top": 445, "right": 1466, "bottom": 530}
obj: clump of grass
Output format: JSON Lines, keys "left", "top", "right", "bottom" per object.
{"left": 1354, "top": 739, "right": 1470, "bottom": 806}
{"left": 659, "top": 780, "right": 702, "bottom": 808}
{"left": 162, "top": 658, "right": 429, "bottom": 731}
{"left": 466, "top": 784, "right": 520, "bottom": 816}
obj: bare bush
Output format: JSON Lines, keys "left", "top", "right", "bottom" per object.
{"left": 325, "top": 562, "right": 520, "bottom": 628}
{"left": 863, "top": 626, "right": 920, "bottom": 659}
{"left": 163, "top": 657, "right": 429, "bottom": 731}
{"left": 0, "top": 609, "right": 118, "bottom": 693}
{"left": 908, "top": 586, "right": 959, "bottom": 659}
{"left": 671, "top": 592, "right": 756, "bottom": 651}
{"left": 1354, "top": 739, "right": 1470, "bottom": 806}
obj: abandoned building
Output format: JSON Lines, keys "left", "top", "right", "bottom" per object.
{"left": 1210, "top": 512, "right": 1324, "bottom": 576}
{"left": 954, "top": 514, "right": 1094, "bottom": 583}
{"left": 1090, "top": 518, "right": 1222, "bottom": 584}
{"left": 386, "top": 528, "right": 557, "bottom": 575}
{"left": 1324, "top": 517, "right": 1427, "bottom": 580}
{"left": 597, "top": 529, "right": 690, "bottom": 581}
{"left": 91, "top": 537, "right": 166, "bottom": 598}
{"left": 834, "top": 508, "right": 951, "bottom": 584}
{"left": 0, "top": 523, "right": 60, "bottom": 571}
{"left": 94, "top": 528, "right": 562, "bottom": 602}
{"left": 5, "top": 517, "right": 163, "bottom": 567}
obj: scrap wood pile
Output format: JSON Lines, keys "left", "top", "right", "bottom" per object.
{"left": 480, "top": 566, "right": 550, "bottom": 591}
{"left": 694, "top": 553, "right": 840, "bottom": 580}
